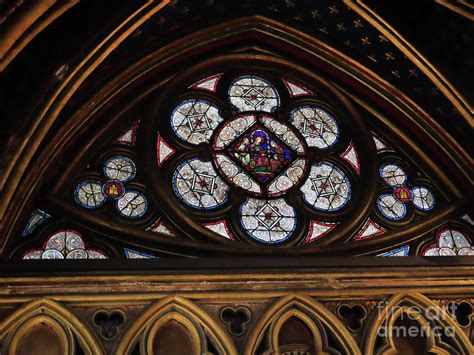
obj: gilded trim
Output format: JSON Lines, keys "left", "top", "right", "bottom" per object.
{"left": 435, "top": 0, "right": 474, "bottom": 21}
{"left": 0, "top": 0, "right": 170, "bottom": 220}
{"left": 0, "top": 0, "right": 79, "bottom": 72}
{"left": 362, "top": 292, "right": 474, "bottom": 354}
{"left": 115, "top": 296, "right": 238, "bottom": 355}
{"left": 0, "top": 298, "right": 104, "bottom": 354}
{"left": 243, "top": 294, "right": 361, "bottom": 354}
{"left": 7, "top": 315, "right": 73, "bottom": 355}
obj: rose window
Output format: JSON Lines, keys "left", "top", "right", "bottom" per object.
{"left": 62, "top": 65, "right": 443, "bottom": 251}
{"left": 148, "top": 70, "right": 372, "bottom": 245}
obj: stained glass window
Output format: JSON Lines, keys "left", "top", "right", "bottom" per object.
{"left": 240, "top": 198, "right": 296, "bottom": 243}
{"left": 74, "top": 156, "right": 148, "bottom": 219}
{"left": 149, "top": 71, "right": 366, "bottom": 245}
{"left": 173, "top": 159, "right": 229, "bottom": 209}
{"left": 300, "top": 162, "right": 351, "bottom": 211}
{"left": 354, "top": 218, "right": 387, "bottom": 241}
{"left": 23, "top": 230, "right": 108, "bottom": 259}
{"left": 189, "top": 73, "right": 223, "bottom": 92}
{"left": 74, "top": 180, "right": 106, "bottom": 209}
{"left": 290, "top": 106, "right": 339, "bottom": 149}
{"left": 171, "top": 99, "right": 223, "bottom": 145}
{"left": 423, "top": 229, "right": 474, "bottom": 256}
{"left": 306, "top": 220, "right": 337, "bottom": 243}
{"left": 22, "top": 209, "right": 51, "bottom": 236}
{"left": 377, "top": 163, "right": 435, "bottom": 221}
{"left": 229, "top": 76, "right": 280, "bottom": 112}
{"left": 377, "top": 245, "right": 410, "bottom": 257}
{"left": 28, "top": 67, "right": 442, "bottom": 256}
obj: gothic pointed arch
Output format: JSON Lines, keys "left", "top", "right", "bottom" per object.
{"left": 1, "top": 16, "right": 471, "bottom": 258}
{"left": 244, "top": 294, "right": 361, "bottom": 354}
{"left": 363, "top": 292, "right": 473, "bottom": 354}
{"left": 0, "top": 298, "right": 104, "bottom": 355}
{"left": 116, "top": 296, "right": 237, "bottom": 355}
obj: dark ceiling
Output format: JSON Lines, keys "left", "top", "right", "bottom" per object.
{"left": 0, "top": 0, "right": 472, "bottom": 167}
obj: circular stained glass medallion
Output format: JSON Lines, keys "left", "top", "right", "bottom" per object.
{"left": 290, "top": 106, "right": 339, "bottom": 149}
{"left": 229, "top": 75, "right": 280, "bottom": 113}
{"left": 300, "top": 162, "right": 351, "bottom": 211}
{"left": 171, "top": 99, "right": 223, "bottom": 145}
{"left": 240, "top": 198, "right": 296, "bottom": 243}
{"left": 380, "top": 164, "right": 407, "bottom": 187}
{"left": 411, "top": 186, "right": 435, "bottom": 211}
{"left": 103, "top": 155, "right": 136, "bottom": 183}
{"left": 116, "top": 191, "right": 148, "bottom": 218}
{"left": 74, "top": 180, "right": 106, "bottom": 209}
{"left": 173, "top": 158, "right": 229, "bottom": 209}
{"left": 377, "top": 194, "right": 407, "bottom": 220}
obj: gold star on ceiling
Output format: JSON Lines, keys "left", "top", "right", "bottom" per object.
{"left": 329, "top": 5, "right": 339, "bottom": 14}
{"left": 367, "top": 54, "right": 377, "bottom": 62}
{"left": 408, "top": 69, "right": 418, "bottom": 77}
{"left": 361, "top": 37, "right": 371, "bottom": 45}
{"left": 353, "top": 19, "right": 364, "bottom": 28}
{"left": 336, "top": 23, "right": 347, "bottom": 31}
{"left": 311, "top": 9, "right": 320, "bottom": 18}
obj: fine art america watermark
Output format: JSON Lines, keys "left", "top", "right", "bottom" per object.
{"left": 376, "top": 301, "right": 459, "bottom": 338}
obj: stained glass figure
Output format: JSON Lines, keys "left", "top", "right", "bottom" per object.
{"left": 114, "top": 120, "right": 139, "bottom": 146}
{"left": 116, "top": 191, "right": 148, "bottom": 219}
{"left": 412, "top": 186, "right": 435, "bottom": 211}
{"left": 213, "top": 113, "right": 308, "bottom": 197}
{"left": 300, "top": 162, "right": 351, "bottom": 211}
{"left": 290, "top": 106, "right": 339, "bottom": 149}
{"left": 103, "top": 156, "right": 136, "bottom": 183}
{"left": 156, "top": 132, "right": 176, "bottom": 167}
{"left": 377, "top": 245, "right": 410, "bottom": 257}
{"left": 423, "top": 229, "right": 474, "bottom": 256}
{"left": 173, "top": 158, "right": 229, "bottom": 209}
{"left": 227, "top": 125, "right": 295, "bottom": 183}
{"left": 171, "top": 99, "right": 223, "bottom": 145}
{"left": 203, "top": 220, "right": 234, "bottom": 240}
{"left": 147, "top": 217, "right": 176, "bottom": 237}
{"left": 240, "top": 198, "right": 296, "bottom": 243}
{"left": 282, "top": 78, "right": 313, "bottom": 97}
{"left": 306, "top": 220, "right": 337, "bottom": 243}
{"left": 74, "top": 180, "right": 106, "bottom": 209}
{"left": 22, "top": 209, "right": 51, "bottom": 236}
{"left": 377, "top": 163, "right": 435, "bottom": 220}
{"left": 380, "top": 164, "right": 407, "bottom": 187}
{"left": 22, "top": 230, "right": 108, "bottom": 259}
{"left": 354, "top": 218, "right": 387, "bottom": 240}
{"left": 340, "top": 141, "right": 360, "bottom": 174}
{"left": 188, "top": 73, "right": 223, "bottom": 92}
{"left": 229, "top": 76, "right": 280, "bottom": 112}
{"left": 124, "top": 248, "right": 158, "bottom": 259}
